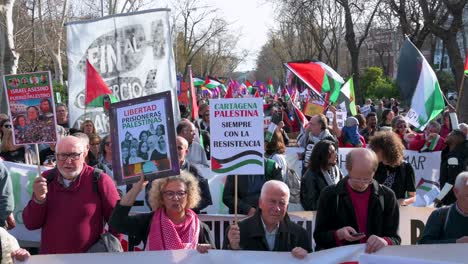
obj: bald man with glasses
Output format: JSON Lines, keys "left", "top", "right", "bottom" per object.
{"left": 314, "top": 148, "right": 400, "bottom": 253}
{"left": 22, "top": 136, "right": 121, "bottom": 254}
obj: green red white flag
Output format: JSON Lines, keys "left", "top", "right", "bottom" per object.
{"left": 85, "top": 59, "right": 118, "bottom": 107}
{"left": 329, "top": 77, "right": 357, "bottom": 116}
{"left": 396, "top": 38, "right": 445, "bottom": 130}
{"left": 284, "top": 60, "right": 344, "bottom": 98}
{"left": 267, "top": 78, "right": 274, "bottom": 94}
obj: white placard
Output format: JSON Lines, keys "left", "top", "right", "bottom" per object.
{"left": 209, "top": 98, "right": 264, "bottom": 175}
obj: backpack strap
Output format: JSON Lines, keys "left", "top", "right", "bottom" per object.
{"left": 438, "top": 206, "right": 451, "bottom": 234}
{"left": 92, "top": 168, "right": 103, "bottom": 194}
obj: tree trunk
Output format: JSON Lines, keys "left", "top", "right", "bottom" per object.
{"left": 37, "top": 0, "right": 68, "bottom": 85}
{"left": 350, "top": 50, "right": 362, "bottom": 103}
{"left": 0, "top": 0, "right": 19, "bottom": 114}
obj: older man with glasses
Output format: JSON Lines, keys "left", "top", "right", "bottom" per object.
{"left": 22, "top": 136, "right": 121, "bottom": 254}
{"left": 314, "top": 148, "right": 400, "bottom": 253}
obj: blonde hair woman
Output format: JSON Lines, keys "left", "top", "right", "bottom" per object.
{"left": 109, "top": 172, "right": 214, "bottom": 252}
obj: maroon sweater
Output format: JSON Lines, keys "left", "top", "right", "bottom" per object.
{"left": 23, "top": 164, "right": 121, "bottom": 254}
{"left": 347, "top": 184, "right": 370, "bottom": 243}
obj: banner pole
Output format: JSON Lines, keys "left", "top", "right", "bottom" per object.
{"left": 234, "top": 174, "right": 238, "bottom": 225}
{"left": 35, "top": 144, "right": 42, "bottom": 177}
{"left": 456, "top": 72, "right": 465, "bottom": 112}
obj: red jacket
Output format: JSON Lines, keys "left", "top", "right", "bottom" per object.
{"left": 408, "top": 133, "right": 445, "bottom": 152}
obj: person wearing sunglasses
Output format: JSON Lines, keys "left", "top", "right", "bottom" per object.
{"left": 22, "top": 136, "right": 121, "bottom": 254}
{"left": 0, "top": 119, "right": 26, "bottom": 163}
{"left": 314, "top": 148, "right": 400, "bottom": 253}
{"left": 110, "top": 171, "right": 215, "bottom": 252}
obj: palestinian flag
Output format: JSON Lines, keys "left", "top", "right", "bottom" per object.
{"left": 417, "top": 178, "right": 440, "bottom": 192}
{"left": 330, "top": 77, "right": 357, "bottom": 116}
{"left": 204, "top": 76, "right": 226, "bottom": 93}
{"left": 397, "top": 38, "right": 445, "bottom": 129}
{"left": 267, "top": 78, "right": 274, "bottom": 94}
{"left": 284, "top": 60, "right": 344, "bottom": 97}
{"left": 211, "top": 150, "right": 264, "bottom": 174}
{"left": 85, "top": 60, "right": 118, "bottom": 107}
{"left": 204, "top": 77, "right": 221, "bottom": 89}
{"left": 464, "top": 52, "right": 468, "bottom": 75}
{"left": 245, "top": 80, "right": 254, "bottom": 94}
{"left": 193, "top": 77, "right": 205, "bottom": 86}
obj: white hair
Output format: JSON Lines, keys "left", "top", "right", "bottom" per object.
{"left": 455, "top": 172, "right": 468, "bottom": 189}
{"left": 260, "top": 180, "right": 290, "bottom": 200}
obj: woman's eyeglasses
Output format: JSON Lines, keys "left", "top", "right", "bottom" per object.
{"left": 163, "top": 191, "right": 187, "bottom": 200}
{"left": 2, "top": 124, "right": 12, "bottom": 129}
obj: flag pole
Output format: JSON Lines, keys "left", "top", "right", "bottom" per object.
{"left": 234, "top": 175, "right": 238, "bottom": 225}
{"left": 456, "top": 72, "right": 465, "bottom": 112}
{"left": 84, "top": 61, "right": 88, "bottom": 120}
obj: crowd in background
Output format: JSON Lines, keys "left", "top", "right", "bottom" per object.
{"left": 0, "top": 93, "right": 467, "bottom": 262}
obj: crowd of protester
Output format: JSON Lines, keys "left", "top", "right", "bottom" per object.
{"left": 0, "top": 94, "right": 467, "bottom": 262}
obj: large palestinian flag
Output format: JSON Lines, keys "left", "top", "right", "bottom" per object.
{"left": 396, "top": 38, "right": 445, "bottom": 129}
{"left": 284, "top": 60, "right": 344, "bottom": 97}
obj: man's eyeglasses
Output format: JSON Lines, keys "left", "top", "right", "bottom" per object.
{"left": 56, "top": 152, "right": 82, "bottom": 161}
{"left": 177, "top": 146, "right": 184, "bottom": 150}
{"left": 3, "top": 124, "right": 12, "bottom": 129}
{"left": 105, "top": 142, "right": 111, "bottom": 146}
{"left": 348, "top": 178, "right": 373, "bottom": 184}
{"left": 163, "top": 191, "right": 187, "bottom": 200}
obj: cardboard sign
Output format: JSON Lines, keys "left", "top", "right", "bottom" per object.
{"left": 2, "top": 71, "right": 58, "bottom": 145}
{"left": 108, "top": 92, "right": 179, "bottom": 185}
{"left": 303, "top": 99, "right": 325, "bottom": 117}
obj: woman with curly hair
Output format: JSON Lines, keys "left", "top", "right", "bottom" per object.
{"left": 109, "top": 172, "right": 214, "bottom": 252}
{"left": 369, "top": 131, "right": 416, "bottom": 205}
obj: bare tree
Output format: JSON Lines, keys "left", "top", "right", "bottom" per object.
{"left": 336, "top": 0, "right": 384, "bottom": 105}
{"left": 0, "top": 0, "right": 19, "bottom": 75}
{"left": 173, "top": 0, "right": 229, "bottom": 77}
{"left": 418, "top": 0, "right": 468, "bottom": 122}
{"left": 0, "top": 0, "right": 18, "bottom": 113}
{"left": 37, "top": 0, "right": 69, "bottom": 84}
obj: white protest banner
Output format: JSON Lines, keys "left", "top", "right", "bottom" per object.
{"left": 2, "top": 71, "right": 58, "bottom": 145}
{"left": 209, "top": 98, "right": 264, "bottom": 175}
{"left": 404, "top": 108, "right": 424, "bottom": 129}
{"left": 360, "top": 105, "right": 371, "bottom": 117}
{"left": 66, "top": 9, "right": 178, "bottom": 134}
{"left": 336, "top": 148, "right": 441, "bottom": 187}
{"left": 398, "top": 206, "right": 434, "bottom": 245}
{"left": 359, "top": 244, "right": 465, "bottom": 264}
{"left": 326, "top": 110, "right": 347, "bottom": 129}
{"left": 24, "top": 245, "right": 363, "bottom": 264}
{"left": 24, "top": 244, "right": 466, "bottom": 264}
